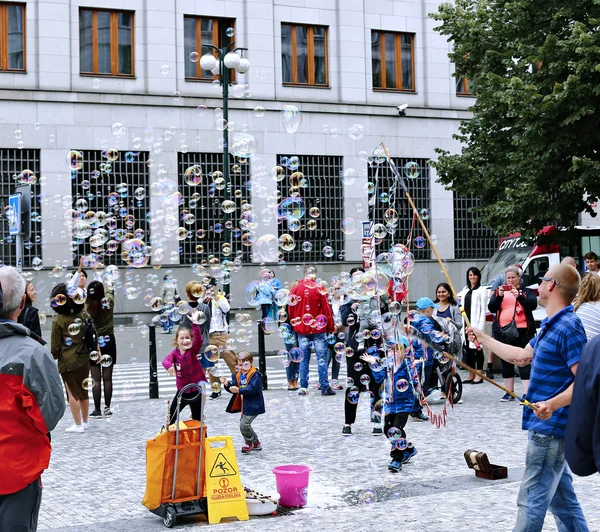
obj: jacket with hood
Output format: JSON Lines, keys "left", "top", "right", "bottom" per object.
{"left": 0, "top": 320, "right": 66, "bottom": 495}
{"left": 288, "top": 278, "right": 335, "bottom": 335}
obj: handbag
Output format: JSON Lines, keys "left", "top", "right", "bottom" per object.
{"left": 497, "top": 303, "right": 519, "bottom": 343}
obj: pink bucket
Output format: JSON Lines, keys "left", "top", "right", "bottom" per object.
{"left": 272, "top": 465, "right": 312, "bottom": 508}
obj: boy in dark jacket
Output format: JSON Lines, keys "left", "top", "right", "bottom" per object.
{"left": 221, "top": 351, "right": 265, "bottom": 454}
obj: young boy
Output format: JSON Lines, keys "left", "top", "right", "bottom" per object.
{"left": 221, "top": 351, "right": 265, "bottom": 453}
{"left": 362, "top": 341, "right": 418, "bottom": 472}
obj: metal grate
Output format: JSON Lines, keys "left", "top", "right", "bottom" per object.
{"left": 367, "top": 157, "right": 430, "bottom": 260}
{"left": 71, "top": 150, "right": 150, "bottom": 266}
{"left": 178, "top": 152, "right": 251, "bottom": 264}
{"left": 453, "top": 193, "right": 497, "bottom": 259}
{"left": 276, "top": 154, "right": 344, "bottom": 263}
{"left": 0, "top": 149, "right": 42, "bottom": 268}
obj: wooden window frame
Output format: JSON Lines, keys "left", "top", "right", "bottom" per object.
{"left": 0, "top": 3, "right": 26, "bottom": 73}
{"left": 79, "top": 8, "right": 134, "bottom": 78}
{"left": 282, "top": 23, "right": 329, "bottom": 88}
{"left": 372, "top": 30, "right": 415, "bottom": 93}
{"left": 456, "top": 76, "right": 474, "bottom": 97}
{"left": 184, "top": 16, "right": 235, "bottom": 82}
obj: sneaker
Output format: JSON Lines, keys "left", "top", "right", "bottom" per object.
{"left": 160, "top": 330, "right": 171, "bottom": 334}
{"left": 410, "top": 412, "right": 429, "bottom": 422}
{"left": 253, "top": 441, "right": 262, "bottom": 451}
{"left": 321, "top": 387, "right": 336, "bottom": 396}
{"left": 316, "top": 383, "right": 321, "bottom": 390}
{"left": 103, "top": 407, "right": 112, "bottom": 417}
{"left": 65, "top": 424, "right": 84, "bottom": 433}
{"left": 241, "top": 442, "right": 253, "bottom": 454}
{"left": 89, "top": 409, "right": 102, "bottom": 418}
{"left": 388, "top": 460, "right": 402, "bottom": 472}
{"left": 82, "top": 422, "right": 88, "bottom": 430}
{"left": 331, "top": 383, "right": 344, "bottom": 391}
{"left": 372, "top": 426, "right": 383, "bottom": 436}
{"left": 342, "top": 425, "right": 352, "bottom": 436}
{"left": 402, "top": 445, "right": 418, "bottom": 464}
{"left": 500, "top": 393, "right": 515, "bottom": 402}
{"left": 297, "top": 388, "right": 308, "bottom": 396}
{"left": 209, "top": 391, "right": 221, "bottom": 400}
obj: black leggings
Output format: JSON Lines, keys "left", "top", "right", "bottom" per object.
{"left": 169, "top": 391, "right": 203, "bottom": 425}
{"left": 494, "top": 328, "right": 532, "bottom": 380}
{"left": 261, "top": 304, "right": 271, "bottom": 319}
{"left": 384, "top": 412, "right": 409, "bottom": 460}
{"left": 464, "top": 345, "right": 484, "bottom": 371}
{"left": 91, "top": 332, "right": 117, "bottom": 410}
{"left": 344, "top": 355, "right": 381, "bottom": 425}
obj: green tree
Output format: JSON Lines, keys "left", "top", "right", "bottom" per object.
{"left": 431, "top": 0, "right": 600, "bottom": 239}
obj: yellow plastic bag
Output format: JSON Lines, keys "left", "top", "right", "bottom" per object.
{"left": 142, "top": 420, "right": 206, "bottom": 511}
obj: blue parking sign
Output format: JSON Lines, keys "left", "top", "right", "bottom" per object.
{"left": 8, "top": 193, "right": 21, "bottom": 236}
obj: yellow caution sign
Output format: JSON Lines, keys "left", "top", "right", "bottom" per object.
{"left": 205, "top": 436, "right": 249, "bottom": 524}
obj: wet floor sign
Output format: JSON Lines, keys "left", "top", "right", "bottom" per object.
{"left": 205, "top": 436, "right": 249, "bottom": 524}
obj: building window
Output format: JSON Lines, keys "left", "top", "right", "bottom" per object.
{"left": 70, "top": 150, "right": 149, "bottom": 266}
{"left": 367, "top": 158, "right": 430, "bottom": 260}
{"left": 79, "top": 9, "right": 133, "bottom": 77}
{"left": 184, "top": 16, "right": 234, "bottom": 81}
{"left": 276, "top": 155, "right": 343, "bottom": 263}
{"left": 0, "top": 3, "right": 25, "bottom": 71}
{"left": 456, "top": 77, "right": 473, "bottom": 95}
{"left": 453, "top": 194, "right": 497, "bottom": 259}
{"left": 178, "top": 153, "right": 250, "bottom": 264}
{"left": 281, "top": 24, "right": 328, "bottom": 87}
{"left": 0, "top": 149, "right": 41, "bottom": 267}
{"left": 371, "top": 31, "right": 414, "bottom": 91}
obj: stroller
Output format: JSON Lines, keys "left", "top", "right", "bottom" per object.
{"left": 142, "top": 384, "right": 208, "bottom": 528}
{"left": 429, "top": 353, "right": 462, "bottom": 404}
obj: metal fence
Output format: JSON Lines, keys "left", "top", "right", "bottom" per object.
{"left": 367, "top": 157, "right": 430, "bottom": 260}
{"left": 71, "top": 150, "right": 150, "bottom": 266}
{"left": 276, "top": 154, "right": 344, "bottom": 262}
{"left": 0, "top": 149, "right": 42, "bottom": 267}
{"left": 178, "top": 152, "right": 251, "bottom": 264}
{"left": 453, "top": 193, "right": 497, "bottom": 259}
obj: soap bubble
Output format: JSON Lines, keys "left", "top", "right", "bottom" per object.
{"left": 189, "top": 51, "right": 200, "bottom": 62}
{"left": 67, "top": 150, "right": 83, "bottom": 171}
{"left": 348, "top": 124, "right": 365, "bottom": 140}
{"left": 254, "top": 106, "right": 265, "bottom": 117}
{"left": 404, "top": 161, "right": 420, "bottom": 178}
{"left": 414, "top": 236, "right": 426, "bottom": 249}
{"left": 225, "top": 27, "right": 235, "bottom": 37}
{"left": 419, "top": 208, "right": 430, "bottom": 220}
{"left": 184, "top": 165, "right": 202, "bottom": 185}
{"left": 282, "top": 104, "right": 302, "bottom": 134}
{"left": 340, "top": 218, "right": 357, "bottom": 235}
{"left": 160, "top": 64, "right": 170, "bottom": 75}
{"left": 396, "top": 379, "right": 409, "bottom": 393}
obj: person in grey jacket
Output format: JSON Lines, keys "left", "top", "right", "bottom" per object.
{"left": 0, "top": 266, "right": 65, "bottom": 532}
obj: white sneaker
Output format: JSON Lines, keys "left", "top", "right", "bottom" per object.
{"left": 65, "top": 424, "right": 84, "bottom": 433}
{"left": 82, "top": 422, "right": 89, "bottom": 430}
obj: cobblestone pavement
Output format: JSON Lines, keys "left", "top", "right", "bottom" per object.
{"left": 39, "top": 368, "right": 600, "bottom": 532}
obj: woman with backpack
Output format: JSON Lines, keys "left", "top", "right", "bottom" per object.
{"left": 50, "top": 283, "right": 92, "bottom": 433}
{"left": 86, "top": 278, "right": 117, "bottom": 418}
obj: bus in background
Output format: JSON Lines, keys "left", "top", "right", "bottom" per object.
{"left": 480, "top": 225, "right": 600, "bottom": 323}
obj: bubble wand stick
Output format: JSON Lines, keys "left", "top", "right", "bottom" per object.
{"left": 379, "top": 142, "right": 483, "bottom": 350}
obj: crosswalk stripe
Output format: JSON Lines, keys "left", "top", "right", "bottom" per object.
{"left": 107, "top": 361, "right": 347, "bottom": 399}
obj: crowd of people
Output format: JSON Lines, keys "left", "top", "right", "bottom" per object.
{"left": 1, "top": 251, "right": 600, "bottom": 531}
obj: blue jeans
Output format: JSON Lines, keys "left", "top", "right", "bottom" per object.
{"left": 298, "top": 333, "right": 329, "bottom": 390}
{"left": 514, "top": 431, "right": 588, "bottom": 532}
{"left": 284, "top": 335, "right": 299, "bottom": 383}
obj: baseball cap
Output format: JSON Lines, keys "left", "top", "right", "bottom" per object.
{"left": 415, "top": 297, "right": 439, "bottom": 310}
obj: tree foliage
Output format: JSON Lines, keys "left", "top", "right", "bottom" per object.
{"left": 431, "top": 0, "right": 600, "bottom": 239}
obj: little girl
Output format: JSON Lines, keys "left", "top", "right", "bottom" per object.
{"left": 162, "top": 313, "right": 205, "bottom": 425}
{"left": 362, "top": 340, "right": 418, "bottom": 473}
{"left": 221, "top": 351, "right": 265, "bottom": 454}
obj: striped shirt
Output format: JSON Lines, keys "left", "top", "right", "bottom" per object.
{"left": 523, "top": 305, "right": 587, "bottom": 438}
{"left": 576, "top": 301, "right": 600, "bottom": 341}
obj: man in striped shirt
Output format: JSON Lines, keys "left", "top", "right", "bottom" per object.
{"left": 468, "top": 264, "right": 588, "bottom": 532}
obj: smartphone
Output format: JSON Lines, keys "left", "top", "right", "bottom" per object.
{"left": 501, "top": 285, "right": 512, "bottom": 291}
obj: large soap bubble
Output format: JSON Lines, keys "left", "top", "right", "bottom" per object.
{"left": 282, "top": 104, "right": 302, "bottom": 134}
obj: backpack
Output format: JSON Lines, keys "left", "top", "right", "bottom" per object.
{"left": 432, "top": 315, "right": 462, "bottom": 355}
{"left": 77, "top": 312, "right": 98, "bottom": 355}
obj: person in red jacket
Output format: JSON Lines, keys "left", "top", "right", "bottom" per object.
{"left": 288, "top": 266, "right": 337, "bottom": 395}
{"left": 0, "top": 266, "right": 66, "bottom": 532}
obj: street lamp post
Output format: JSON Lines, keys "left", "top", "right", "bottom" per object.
{"left": 200, "top": 44, "right": 250, "bottom": 300}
